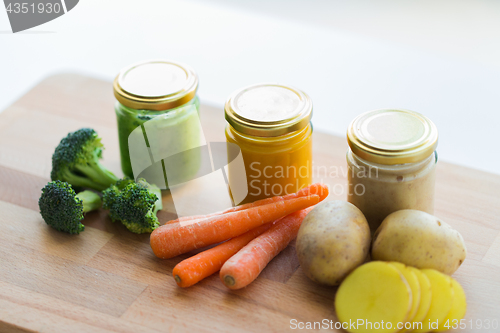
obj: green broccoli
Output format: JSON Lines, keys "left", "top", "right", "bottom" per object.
{"left": 103, "top": 177, "right": 163, "bottom": 234}
{"left": 38, "top": 180, "right": 102, "bottom": 234}
{"left": 51, "top": 128, "right": 119, "bottom": 191}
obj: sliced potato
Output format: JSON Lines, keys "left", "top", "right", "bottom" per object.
{"left": 389, "top": 262, "right": 420, "bottom": 329}
{"left": 435, "top": 278, "right": 467, "bottom": 332}
{"left": 413, "top": 269, "right": 453, "bottom": 333}
{"left": 408, "top": 267, "right": 432, "bottom": 330}
{"left": 335, "top": 261, "right": 412, "bottom": 333}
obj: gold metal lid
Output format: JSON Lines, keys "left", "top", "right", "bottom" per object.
{"left": 113, "top": 59, "right": 198, "bottom": 111}
{"left": 225, "top": 83, "right": 313, "bottom": 137}
{"left": 347, "top": 109, "right": 438, "bottom": 165}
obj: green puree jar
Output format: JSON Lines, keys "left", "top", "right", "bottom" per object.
{"left": 113, "top": 60, "right": 200, "bottom": 182}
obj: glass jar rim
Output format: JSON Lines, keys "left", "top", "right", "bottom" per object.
{"left": 347, "top": 109, "right": 438, "bottom": 165}
{"left": 113, "top": 59, "right": 198, "bottom": 111}
{"left": 225, "top": 83, "right": 313, "bottom": 137}
{"left": 348, "top": 149, "right": 437, "bottom": 173}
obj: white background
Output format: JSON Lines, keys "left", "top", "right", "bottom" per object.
{"left": 0, "top": 0, "right": 499, "bottom": 175}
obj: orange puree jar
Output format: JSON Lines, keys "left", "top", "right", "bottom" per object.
{"left": 225, "top": 83, "right": 313, "bottom": 204}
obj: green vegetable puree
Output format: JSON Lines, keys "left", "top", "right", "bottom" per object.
{"left": 115, "top": 96, "right": 201, "bottom": 185}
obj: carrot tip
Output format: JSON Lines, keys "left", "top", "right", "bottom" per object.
{"left": 223, "top": 275, "right": 235, "bottom": 287}
{"left": 174, "top": 275, "right": 182, "bottom": 285}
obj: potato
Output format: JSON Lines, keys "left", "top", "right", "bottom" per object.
{"left": 372, "top": 210, "right": 467, "bottom": 275}
{"left": 389, "top": 262, "right": 421, "bottom": 325}
{"left": 335, "top": 261, "right": 412, "bottom": 333}
{"left": 413, "top": 269, "right": 454, "bottom": 333}
{"left": 296, "top": 200, "right": 371, "bottom": 286}
{"left": 436, "top": 278, "right": 467, "bottom": 332}
{"left": 408, "top": 267, "right": 432, "bottom": 327}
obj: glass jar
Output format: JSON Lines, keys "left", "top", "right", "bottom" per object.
{"left": 346, "top": 109, "right": 438, "bottom": 233}
{"left": 113, "top": 60, "right": 201, "bottom": 186}
{"left": 225, "top": 83, "right": 313, "bottom": 204}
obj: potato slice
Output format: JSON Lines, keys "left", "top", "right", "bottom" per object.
{"left": 407, "top": 267, "right": 432, "bottom": 330}
{"left": 389, "top": 262, "right": 420, "bottom": 330}
{"left": 413, "top": 269, "right": 453, "bottom": 333}
{"left": 435, "top": 278, "right": 467, "bottom": 332}
{"left": 335, "top": 261, "right": 412, "bottom": 333}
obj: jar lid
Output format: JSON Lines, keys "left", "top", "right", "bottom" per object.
{"left": 113, "top": 59, "right": 198, "bottom": 111}
{"left": 225, "top": 83, "right": 313, "bottom": 137}
{"left": 347, "top": 109, "right": 438, "bottom": 165}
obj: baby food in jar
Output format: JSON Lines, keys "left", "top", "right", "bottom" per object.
{"left": 225, "top": 83, "right": 313, "bottom": 204}
{"left": 113, "top": 60, "right": 201, "bottom": 186}
{"left": 346, "top": 109, "right": 438, "bottom": 232}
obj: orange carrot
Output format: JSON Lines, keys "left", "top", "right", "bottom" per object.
{"left": 172, "top": 223, "right": 274, "bottom": 288}
{"left": 167, "top": 183, "right": 329, "bottom": 225}
{"left": 150, "top": 195, "right": 320, "bottom": 259}
{"left": 220, "top": 207, "right": 313, "bottom": 290}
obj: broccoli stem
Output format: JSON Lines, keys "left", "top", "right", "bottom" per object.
{"left": 150, "top": 186, "right": 163, "bottom": 214}
{"left": 76, "top": 190, "right": 102, "bottom": 213}
{"left": 60, "top": 169, "right": 108, "bottom": 191}
{"left": 74, "top": 162, "right": 119, "bottom": 191}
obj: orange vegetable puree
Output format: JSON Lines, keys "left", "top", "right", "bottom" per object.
{"left": 226, "top": 124, "right": 312, "bottom": 203}
{"left": 224, "top": 83, "right": 313, "bottom": 204}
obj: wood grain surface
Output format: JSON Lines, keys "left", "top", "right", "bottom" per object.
{"left": 0, "top": 74, "right": 499, "bottom": 333}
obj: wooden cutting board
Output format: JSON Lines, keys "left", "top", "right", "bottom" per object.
{"left": 0, "top": 74, "right": 499, "bottom": 333}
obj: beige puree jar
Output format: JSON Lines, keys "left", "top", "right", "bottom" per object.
{"left": 346, "top": 109, "right": 438, "bottom": 233}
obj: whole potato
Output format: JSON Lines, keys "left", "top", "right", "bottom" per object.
{"left": 372, "top": 209, "right": 467, "bottom": 275}
{"left": 296, "top": 200, "right": 371, "bottom": 286}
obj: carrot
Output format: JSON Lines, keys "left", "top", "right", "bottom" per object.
{"left": 172, "top": 223, "right": 274, "bottom": 288}
{"left": 167, "top": 183, "right": 329, "bottom": 225}
{"left": 220, "top": 207, "right": 313, "bottom": 290}
{"left": 150, "top": 195, "right": 320, "bottom": 259}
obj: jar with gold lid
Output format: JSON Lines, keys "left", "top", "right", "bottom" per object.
{"left": 113, "top": 60, "right": 201, "bottom": 184}
{"left": 346, "top": 109, "right": 439, "bottom": 232}
{"left": 225, "top": 83, "right": 313, "bottom": 204}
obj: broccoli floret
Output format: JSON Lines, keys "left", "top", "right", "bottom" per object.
{"left": 101, "top": 177, "right": 135, "bottom": 221}
{"left": 103, "top": 178, "right": 163, "bottom": 234}
{"left": 38, "top": 181, "right": 102, "bottom": 234}
{"left": 51, "top": 128, "right": 119, "bottom": 191}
